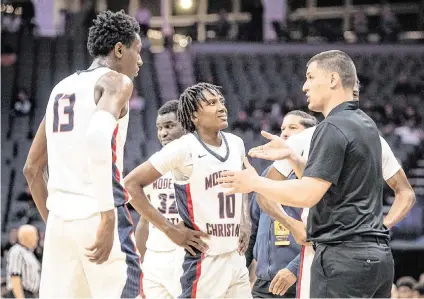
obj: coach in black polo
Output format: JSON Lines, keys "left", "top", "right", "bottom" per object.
{"left": 218, "top": 50, "right": 394, "bottom": 298}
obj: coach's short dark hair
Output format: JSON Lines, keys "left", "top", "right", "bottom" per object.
{"left": 285, "top": 110, "right": 318, "bottom": 128}
{"left": 158, "top": 100, "right": 179, "bottom": 115}
{"left": 87, "top": 10, "right": 140, "bottom": 57}
{"left": 307, "top": 50, "right": 357, "bottom": 90}
{"left": 177, "top": 83, "right": 223, "bottom": 132}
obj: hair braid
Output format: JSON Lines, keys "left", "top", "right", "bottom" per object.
{"left": 177, "top": 82, "right": 223, "bottom": 132}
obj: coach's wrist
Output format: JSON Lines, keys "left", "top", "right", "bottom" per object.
{"left": 250, "top": 175, "right": 264, "bottom": 193}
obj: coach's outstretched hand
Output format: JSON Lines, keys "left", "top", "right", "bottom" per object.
{"left": 168, "top": 222, "right": 209, "bottom": 256}
{"left": 248, "top": 131, "right": 293, "bottom": 161}
{"left": 85, "top": 210, "right": 115, "bottom": 264}
{"left": 218, "top": 158, "right": 258, "bottom": 195}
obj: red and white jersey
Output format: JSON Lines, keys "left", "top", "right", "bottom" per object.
{"left": 144, "top": 172, "right": 182, "bottom": 251}
{"left": 45, "top": 67, "right": 129, "bottom": 220}
{"left": 297, "top": 209, "right": 314, "bottom": 299}
{"left": 149, "top": 132, "right": 245, "bottom": 255}
{"left": 273, "top": 126, "right": 401, "bottom": 299}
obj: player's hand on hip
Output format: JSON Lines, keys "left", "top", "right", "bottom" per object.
{"left": 218, "top": 158, "right": 258, "bottom": 195}
{"left": 85, "top": 210, "right": 115, "bottom": 264}
{"left": 169, "top": 222, "right": 209, "bottom": 256}
{"left": 237, "top": 228, "right": 250, "bottom": 255}
{"left": 269, "top": 268, "right": 297, "bottom": 296}
{"left": 248, "top": 131, "right": 293, "bottom": 161}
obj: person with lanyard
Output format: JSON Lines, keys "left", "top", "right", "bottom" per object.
{"left": 249, "top": 81, "right": 415, "bottom": 298}
{"left": 218, "top": 50, "right": 398, "bottom": 298}
{"left": 246, "top": 110, "right": 318, "bottom": 298}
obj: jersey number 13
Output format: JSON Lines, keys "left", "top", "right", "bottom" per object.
{"left": 52, "top": 93, "right": 75, "bottom": 133}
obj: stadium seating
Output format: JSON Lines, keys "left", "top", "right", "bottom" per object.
{"left": 1, "top": 36, "right": 423, "bottom": 244}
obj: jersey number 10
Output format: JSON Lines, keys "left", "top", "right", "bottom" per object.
{"left": 53, "top": 93, "right": 76, "bottom": 132}
{"left": 218, "top": 192, "right": 235, "bottom": 219}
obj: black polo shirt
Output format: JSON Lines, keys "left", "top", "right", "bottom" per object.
{"left": 303, "top": 101, "right": 390, "bottom": 243}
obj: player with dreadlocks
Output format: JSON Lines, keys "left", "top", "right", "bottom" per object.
{"left": 25, "top": 9, "right": 146, "bottom": 298}
{"left": 125, "top": 82, "right": 252, "bottom": 298}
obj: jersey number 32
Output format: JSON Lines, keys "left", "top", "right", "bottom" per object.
{"left": 157, "top": 193, "right": 178, "bottom": 215}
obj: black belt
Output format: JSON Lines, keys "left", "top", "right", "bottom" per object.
{"left": 312, "top": 235, "right": 389, "bottom": 251}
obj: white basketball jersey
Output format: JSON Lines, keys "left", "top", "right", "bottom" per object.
{"left": 145, "top": 172, "right": 182, "bottom": 251}
{"left": 45, "top": 67, "right": 129, "bottom": 220}
{"left": 298, "top": 208, "right": 313, "bottom": 299}
{"left": 173, "top": 132, "right": 244, "bottom": 256}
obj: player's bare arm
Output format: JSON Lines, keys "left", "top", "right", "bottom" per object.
{"left": 238, "top": 138, "right": 251, "bottom": 255}
{"left": 84, "top": 71, "right": 133, "bottom": 264}
{"left": 219, "top": 158, "right": 331, "bottom": 208}
{"left": 134, "top": 216, "right": 149, "bottom": 262}
{"left": 94, "top": 71, "right": 134, "bottom": 118}
{"left": 238, "top": 193, "right": 251, "bottom": 255}
{"left": 287, "top": 154, "right": 306, "bottom": 179}
{"left": 125, "top": 161, "right": 209, "bottom": 256}
{"left": 383, "top": 168, "right": 416, "bottom": 229}
{"left": 255, "top": 166, "right": 308, "bottom": 246}
{"left": 249, "top": 260, "right": 257, "bottom": 287}
{"left": 23, "top": 118, "right": 49, "bottom": 223}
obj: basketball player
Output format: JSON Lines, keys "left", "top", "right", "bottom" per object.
{"left": 132, "top": 100, "right": 185, "bottom": 298}
{"left": 23, "top": 10, "right": 200, "bottom": 298}
{"left": 125, "top": 83, "right": 252, "bottom": 298}
{"left": 246, "top": 88, "right": 416, "bottom": 298}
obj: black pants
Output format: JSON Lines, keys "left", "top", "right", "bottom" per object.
{"left": 311, "top": 241, "right": 394, "bottom": 298}
{"left": 252, "top": 278, "right": 296, "bottom": 298}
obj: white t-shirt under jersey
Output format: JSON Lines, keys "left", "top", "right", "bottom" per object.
{"left": 272, "top": 126, "right": 401, "bottom": 299}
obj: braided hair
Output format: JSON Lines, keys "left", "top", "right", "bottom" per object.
{"left": 177, "top": 82, "right": 223, "bottom": 132}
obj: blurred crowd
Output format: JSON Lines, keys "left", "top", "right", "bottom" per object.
{"left": 1, "top": 0, "right": 422, "bottom": 47}
{"left": 393, "top": 275, "right": 424, "bottom": 298}
{"left": 1, "top": 0, "right": 423, "bottom": 297}
{"left": 231, "top": 94, "right": 424, "bottom": 146}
